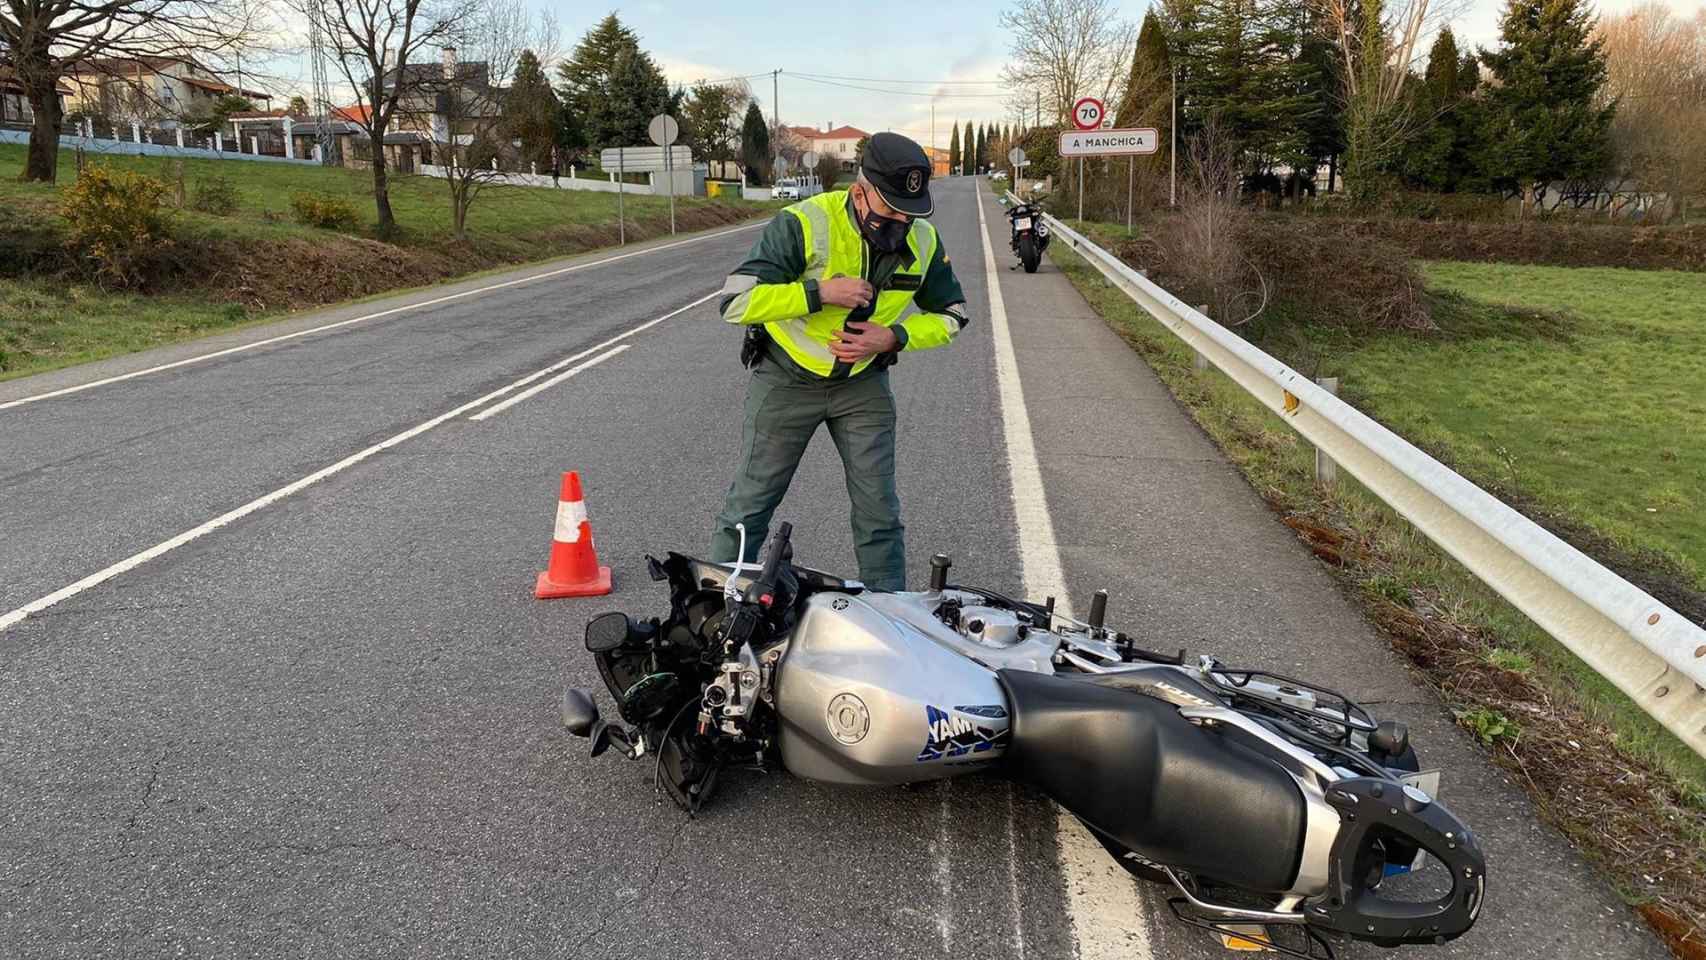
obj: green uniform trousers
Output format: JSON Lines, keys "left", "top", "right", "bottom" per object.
{"left": 711, "top": 354, "right": 906, "bottom": 591}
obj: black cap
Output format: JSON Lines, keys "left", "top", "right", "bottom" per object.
{"left": 859, "top": 131, "right": 933, "bottom": 217}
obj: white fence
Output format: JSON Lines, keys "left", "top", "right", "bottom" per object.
{"left": 1021, "top": 194, "right": 1706, "bottom": 759}
{"left": 419, "top": 164, "right": 696, "bottom": 197}
{"left": 0, "top": 128, "right": 316, "bottom": 166}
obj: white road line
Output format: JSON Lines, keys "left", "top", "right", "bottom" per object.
{"left": 0, "top": 293, "right": 717, "bottom": 634}
{"left": 935, "top": 781, "right": 955, "bottom": 954}
{"left": 976, "top": 183, "right": 1153, "bottom": 959}
{"left": 1006, "top": 782, "right": 1027, "bottom": 957}
{"left": 468, "top": 345, "right": 629, "bottom": 421}
{"left": 0, "top": 223, "right": 763, "bottom": 412}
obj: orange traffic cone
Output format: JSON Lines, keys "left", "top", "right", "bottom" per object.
{"left": 535, "top": 471, "right": 612, "bottom": 598}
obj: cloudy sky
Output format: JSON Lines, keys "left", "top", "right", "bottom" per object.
{"left": 266, "top": 0, "right": 1703, "bottom": 153}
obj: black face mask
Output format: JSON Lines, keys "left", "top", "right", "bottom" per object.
{"left": 855, "top": 191, "right": 911, "bottom": 253}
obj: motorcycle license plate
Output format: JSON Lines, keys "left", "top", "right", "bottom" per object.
{"left": 1012, "top": 217, "right": 1031, "bottom": 230}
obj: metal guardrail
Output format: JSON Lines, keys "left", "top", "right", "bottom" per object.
{"left": 1017, "top": 195, "right": 1706, "bottom": 758}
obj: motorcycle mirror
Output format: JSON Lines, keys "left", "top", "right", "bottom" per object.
{"left": 561, "top": 687, "right": 601, "bottom": 737}
{"left": 584, "top": 612, "right": 633, "bottom": 653}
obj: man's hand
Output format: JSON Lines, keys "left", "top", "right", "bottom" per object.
{"left": 819, "top": 276, "right": 874, "bottom": 309}
{"left": 830, "top": 321, "right": 899, "bottom": 362}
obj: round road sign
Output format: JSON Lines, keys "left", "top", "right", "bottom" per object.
{"left": 802, "top": 150, "right": 819, "bottom": 168}
{"left": 647, "top": 113, "right": 679, "bottom": 147}
{"left": 1007, "top": 146, "right": 1027, "bottom": 165}
{"left": 1072, "top": 97, "right": 1104, "bottom": 131}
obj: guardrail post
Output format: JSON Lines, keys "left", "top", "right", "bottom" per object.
{"left": 1192, "top": 305, "right": 1211, "bottom": 372}
{"left": 1314, "top": 377, "right": 1340, "bottom": 487}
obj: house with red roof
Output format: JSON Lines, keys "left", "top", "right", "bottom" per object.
{"left": 787, "top": 122, "right": 870, "bottom": 169}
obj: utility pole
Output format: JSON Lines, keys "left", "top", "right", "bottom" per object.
{"left": 772, "top": 69, "right": 781, "bottom": 185}
{"left": 1170, "top": 64, "right": 1178, "bottom": 208}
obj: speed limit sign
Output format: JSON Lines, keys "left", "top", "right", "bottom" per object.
{"left": 1072, "top": 96, "right": 1104, "bottom": 131}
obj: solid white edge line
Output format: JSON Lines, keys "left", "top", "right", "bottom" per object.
{"left": 468, "top": 344, "right": 629, "bottom": 421}
{"left": 0, "top": 291, "right": 718, "bottom": 634}
{"left": 975, "top": 182, "right": 1153, "bottom": 960}
{"left": 0, "top": 222, "right": 763, "bottom": 412}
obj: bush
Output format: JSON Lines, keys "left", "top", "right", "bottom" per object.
{"left": 59, "top": 164, "right": 173, "bottom": 287}
{"left": 289, "top": 192, "right": 360, "bottom": 231}
{"left": 191, "top": 176, "right": 240, "bottom": 216}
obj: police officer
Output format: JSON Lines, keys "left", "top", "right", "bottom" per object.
{"left": 711, "top": 132, "right": 969, "bottom": 590}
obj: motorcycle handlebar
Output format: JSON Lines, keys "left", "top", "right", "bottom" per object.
{"left": 753, "top": 522, "right": 792, "bottom": 605}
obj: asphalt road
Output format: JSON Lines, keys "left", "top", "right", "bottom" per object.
{"left": 0, "top": 177, "right": 1666, "bottom": 959}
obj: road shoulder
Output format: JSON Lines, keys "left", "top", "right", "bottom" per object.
{"left": 977, "top": 181, "right": 1668, "bottom": 960}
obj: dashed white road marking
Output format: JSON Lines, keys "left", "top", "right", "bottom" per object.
{"left": 468, "top": 345, "right": 629, "bottom": 422}
{"left": 975, "top": 182, "right": 1154, "bottom": 959}
{"left": 0, "top": 223, "right": 762, "bottom": 412}
{"left": 0, "top": 292, "right": 716, "bottom": 634}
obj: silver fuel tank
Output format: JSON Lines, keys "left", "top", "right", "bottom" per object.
{"left": 772, "top": 591, "right": 1013, "bottom": 785}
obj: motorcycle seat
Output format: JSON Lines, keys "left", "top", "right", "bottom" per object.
{"left": 997, "top": 668, "right": 1307, "bottom": 893}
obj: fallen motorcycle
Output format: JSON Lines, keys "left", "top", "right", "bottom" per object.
{"left": 561, "top": 523, "right": 1485, "bottom": 957}
{"left": 1006, "top": 199, "right": 1050, "bottom": 273}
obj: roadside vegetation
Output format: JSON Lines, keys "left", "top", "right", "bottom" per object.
{"left": 0, "top": 144, "right": 765, "bottom": 381}
{"left": 1048, "top": 220, "right": 1706, "bottom": 955}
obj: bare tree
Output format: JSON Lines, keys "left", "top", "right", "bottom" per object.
{"left": 1597, "top": 3, "right": 1706, "bottom": 221}
{"left": 1, "top": 0, "right": 265, "bottom": 181}
{"left": 999, "top": 0, "right": 1134, "bottom": 126}
{"left": 403, "top": 0, "right": 555, "bottom": 239}
{"left": 305, "top": 0, "right": 477, "bottom": 236}
{"left": 1314, "top": 0, "right": 1466, "bottom": 201}
{"left": 1173, "top": 121, "right": 1268, "bottom": 327}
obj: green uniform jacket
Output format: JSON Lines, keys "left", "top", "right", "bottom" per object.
{"left": 718, "top": 189, "right": 969, "bottom": 378}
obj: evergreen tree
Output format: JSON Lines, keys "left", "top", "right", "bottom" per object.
{"left": 1478, "top": 0, "right": 1616, "bottom": 205}
{"left": 740, "top": 101, "right": 770, "bottom": 184}
{"left": 1164, "top": 0, "right": 1323, "bottom": 176}
{"left": 948, "top": 122, "right": 961, "bottom": 174}
{"left": 557, "top": 13, "right": 675, "bottom": 152}
{"left": 1115, "top": 10, "right": 1172, "bottom": 131}
{"left": 1398, "top": 29, "right": 1483, "bottom": 191}
{"left": 503, "top": 49, "right": 561, "bottom": 169}
{"left": 963, "top": 121, "right": 974, "bottom": 173}
{"left": 973, "top": 124, "right": 984, "bottom": 172}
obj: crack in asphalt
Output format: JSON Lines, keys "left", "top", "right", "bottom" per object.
{"left": 563, "top": 816, "right": 693, "bottom": 956}
{"left": 118, "top": 744, "right": 173, "bottom": 840}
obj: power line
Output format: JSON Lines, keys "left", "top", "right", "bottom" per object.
{"left": 786, "top": 74, "right": 1012, "bottom": 100}
{"left": 790, "top": 71, "right": 1007, "bottom": 85}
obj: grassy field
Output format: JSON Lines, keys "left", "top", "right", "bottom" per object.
{"left": 0, "top": 142, "right": 771, "bottom": 381}
{"left": 0, "top": 142, "right": 752, "bottom": 249}
{"left": 1050, "top": 225, "right": 1706, "bottom": 940}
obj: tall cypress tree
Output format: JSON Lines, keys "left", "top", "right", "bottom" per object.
{"left": 963, "top": 121, "right": 974, "bottom": 173}
{"left": 503, "top": 50, "right": 561, "bottom": 169}
{"left": 1115, "top": 10, "right": 1172, "bottom": 132}
{"left": 1400, "top": 28, "right": 1482, "bottom": 191}
{"left": 1478, "top": 0, "right": 1616, "bottom": 204}
{"left": 740, "top": 101, "right": 770, "bottom": 185}
{"left": 948, "top": 122, "right": 961, "bottom": 174}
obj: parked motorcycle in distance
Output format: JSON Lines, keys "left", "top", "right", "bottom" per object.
{"left": 1007, "top": 199, "right": 1050, "bottom": 273}
{"left": 561, "top": 522, "right": 1486, "bottom": 958}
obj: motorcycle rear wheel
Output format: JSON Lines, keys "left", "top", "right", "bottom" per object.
{"left": 1019, "top": 234, "right": 1040, "bottom": 273}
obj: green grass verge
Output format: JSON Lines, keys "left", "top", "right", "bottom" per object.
{"left": 0, "top": 142, "right": 766, "bottom": 251}
{"left": 0, "top": 142, "right": 777, "bottom": 381}
{"left": 0, "top": 278, "right": 254, "bottom": 376}
{"left": 1045, "top": 235, "right": 1706, "bottom": 801}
